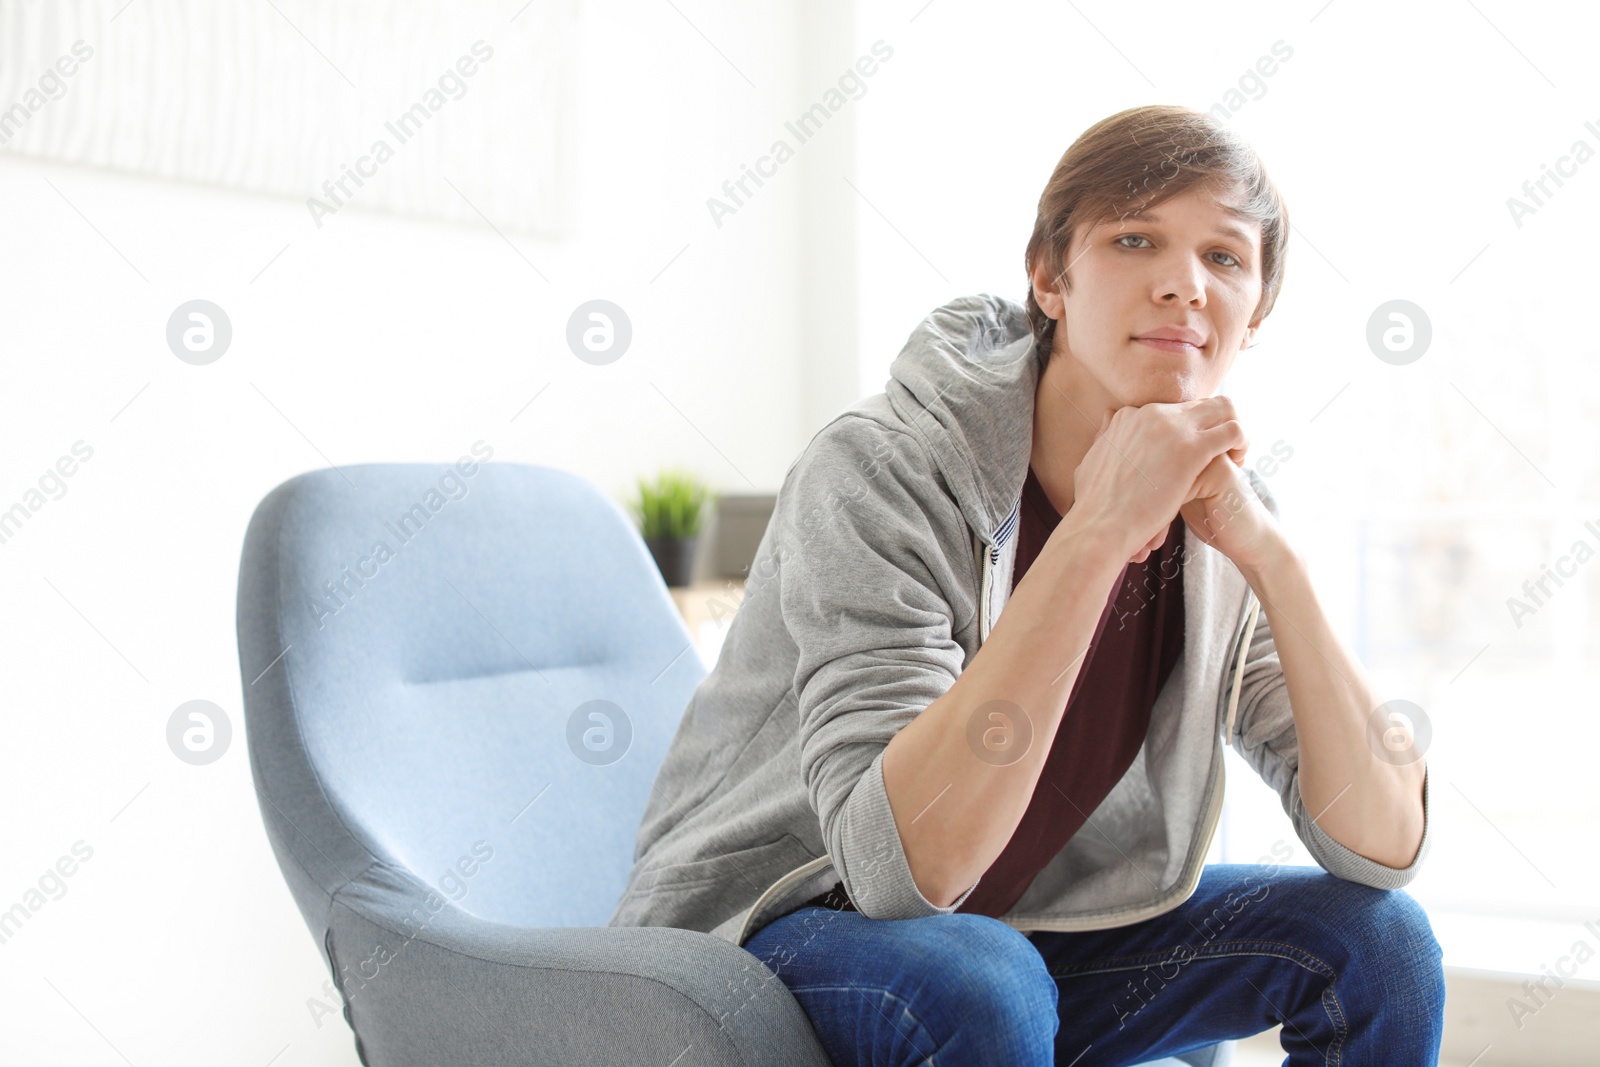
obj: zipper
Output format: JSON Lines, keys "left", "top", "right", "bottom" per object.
{"left": 1222, "top": 593, "right": 1261, "bottom": 743}
{"left": 975, "top": 529, "right": 993, "bottom": 641}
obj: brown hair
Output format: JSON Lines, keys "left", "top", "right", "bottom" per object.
{"left": 1023, "top": 105, "right": 1289, "bottom": 367}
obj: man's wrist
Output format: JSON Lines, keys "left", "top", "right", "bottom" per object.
{"left": 1236, "top": 531, "right": 1304, "bottom": 598}
{"left": 1047, "top": 510, "right": 1139, "bottom": 577}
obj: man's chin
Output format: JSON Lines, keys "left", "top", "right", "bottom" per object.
{"left": 1123, "top": 379, "right": 1201, "bottom": 407}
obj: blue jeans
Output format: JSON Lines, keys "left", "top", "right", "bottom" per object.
{"left": 742, "top": 863, "right": 1445, "bottom": 1066}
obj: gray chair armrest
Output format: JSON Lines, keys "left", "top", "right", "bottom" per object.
{"left": 324, "top": 870, "right": 833, "bottom": 1067}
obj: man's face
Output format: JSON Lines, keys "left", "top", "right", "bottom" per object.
{"left": 1031, "top": 181, "right": 1264, "bottom": 407}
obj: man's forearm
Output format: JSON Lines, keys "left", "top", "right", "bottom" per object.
{"left": 881, "top": 514, "right": 1129, "bottom": 907}
{"left": 1238, "top": 541, "right": 1427, "bottom": 870}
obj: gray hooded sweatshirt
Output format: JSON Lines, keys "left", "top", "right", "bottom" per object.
{"left": 606, "top": 293, "right": 1433, "bottom": 949}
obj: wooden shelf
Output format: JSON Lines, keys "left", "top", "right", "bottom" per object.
{"left": 664, "top": 579, "right": 749, "bottom": 667}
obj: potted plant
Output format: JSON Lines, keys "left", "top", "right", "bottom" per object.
{"left": 629, "top": 468, "right": 717, "bottom": 588}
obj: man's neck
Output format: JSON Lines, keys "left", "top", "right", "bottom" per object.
{"left": 1030, "top": 352, "right": 1117, "bottom": 519}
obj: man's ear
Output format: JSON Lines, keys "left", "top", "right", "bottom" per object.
{"left": 1240, "top": 319, "right": 1262, "bottom": 350}
{"left": 1030, "top": 252, "right": 1066, "bottom": 321}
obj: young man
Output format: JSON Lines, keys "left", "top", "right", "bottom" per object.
{"left": 608, "top": 105, "right": 1441, "bottom": 1065}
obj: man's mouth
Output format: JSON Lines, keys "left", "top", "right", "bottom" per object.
{"left": 1132, "top": 336, "right": 1202, "bottom": 354}
{"left": 1132, "top": 325, "right": 1207, "bottom": 354}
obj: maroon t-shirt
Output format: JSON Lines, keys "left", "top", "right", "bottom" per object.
{"left": 801, "top": 464, "right": 1186, "bottom": 917}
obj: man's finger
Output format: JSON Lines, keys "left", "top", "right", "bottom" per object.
{"left": 1197, "top": 418, "right": 1248, "bottom": 461}
{"left": 1189, "top": 395, "right": 1243, "bottom": 431}
{"left": 1185, "top": 452, "right": 1240, "bottom": 504}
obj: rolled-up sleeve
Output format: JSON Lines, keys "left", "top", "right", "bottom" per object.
{"left": 776, "top": 421, "right": 982, "bottom": 918}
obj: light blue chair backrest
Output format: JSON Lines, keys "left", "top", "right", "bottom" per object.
{"left": 237, "top": 462, "right": 704, "bottom": 932}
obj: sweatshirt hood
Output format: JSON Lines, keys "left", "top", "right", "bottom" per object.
{"left": 884, "top": 293, "right": 1040, "bottom": 549}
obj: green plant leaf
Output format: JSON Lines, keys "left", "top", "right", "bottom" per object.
{"left": 630, "top": 466, "right": 718, "bottom": 539}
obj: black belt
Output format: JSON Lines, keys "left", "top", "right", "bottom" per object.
{"left": 799, "top": 879, "right": 856, "bottom": 912}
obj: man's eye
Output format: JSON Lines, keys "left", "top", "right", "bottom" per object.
{"left": 1212, "top": 251, "right": 1241, "bottom": 267}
